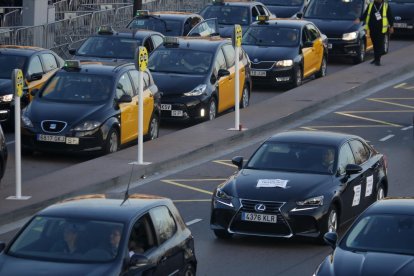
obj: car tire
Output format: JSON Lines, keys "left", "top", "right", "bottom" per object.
{"left": 376, "top": 184, "right": 386, "bottom": 201}
{"left": 213, "top": 229, "right": 232, "bottom": 239}
{"left": 316, "top": 205, "right": 338, "bottom": 244}
{"left": 291, "top": 66, "right": 302, "bottom": 88}
{"left": 207, "top": 98, "right": 217, "bottom": 121}
{"left": 144, "top": 115, "right": 159, "bottom": 141}
{"left": 353, "top": 39, "right": 365, "bottom": 64}
{"left": 103, "top": 128, "right": 119, "bottom": 155}
{"left": 315, "top": 55, "right": 327, "bottom": 78}
{"left": 240, "top": 85, "right": 249, "bottom": 109}
{"left": 182, "top": 263, "right": 196, "bottom": 276}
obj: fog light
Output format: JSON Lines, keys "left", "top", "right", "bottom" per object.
{"left": 200, "top": 108, "right": 205, "bottom": 117}
{"left": 276, "top": 77, "right": 290, "bottom": 82}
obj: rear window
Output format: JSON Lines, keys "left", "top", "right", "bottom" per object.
{"left": 128, "top": 18, "right": 182, "bottom": 36}
{"left": 77, "top": 36, "right": 140, "bottom": 60}
{"left": 200, "top": 5, "right": 250, "bottom": 26}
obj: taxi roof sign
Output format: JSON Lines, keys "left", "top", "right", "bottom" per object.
{"left": 257, "top": 15, "right": 269, "bottom": 23}
{"left": 212, "top": 0, "right": 225, "bottom": 5}
{"left": 97, "top": 26, "right": 114, "bottom": 35}
{"left": 163, "top": 37, "right": 180, "bottom": 46}
{"left": 136, "top": 10, "right": 150, "bottom": 17}
{"left": 64, "top": 60, "right": 81, "bottom": 71}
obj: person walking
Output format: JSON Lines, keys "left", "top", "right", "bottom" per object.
{"left": 354, "top": 0, "right": 394, "bottom": 66}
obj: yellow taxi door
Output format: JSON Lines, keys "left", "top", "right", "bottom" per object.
{"left": 117, "top": 72, "right": 137, "bottom": 144}
{"left": 307, "top": 24, "right": 324, "bottom": 73}
{"left": 365, "top": 29, "right": 373, "bottom": 51}
{"left": 301, "top": 27, "right": 315, "bottom": 77}
{"left": 215, "top": 48, "right": 233, "bottom": 113}
{"left": 220, "top": 44, "right": 238, "bottom": 112}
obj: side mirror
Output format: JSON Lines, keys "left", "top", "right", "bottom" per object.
{"left": 296, "top": 12, "right": 303, "bottom": 19}
{"left": 129, "top": 254, "right": 151, "bottom": 268}
{"left": 27, "top": 73, "right": 43, "bottom": 82}
{"left": 0, "top": 241, "right": 5, "bottom": 252}
{"left": 323, "top": 232, "right": 338, "bottom": 249}
{"left": 303, "top": 41, "right": 313, "bottom": 48}
{"left": 217, "top": 69, "right": 230, "bottom": 79}
{"left": 232, "top": 156, "right": 243, "bottom": 170}
{"left": 345, "top": 164, "right": 363, "bottom": 175}
{"left": 30, "top": 88, "right": 39, "bottom": 97}
{"left": 117, "top": 94, "right": 132, "bottom": 103}
{"left": 68, "top": 48, "right": 76, "bottom": 55}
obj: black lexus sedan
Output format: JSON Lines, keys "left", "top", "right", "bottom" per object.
{"left": 257, "top": 0, "right": 309, "bottom": 18}
{"left": 389, "top": 0, "right": 414, "bottom": 35}
{"left": 315, "top": 198, "right": 414, "bottom": 276}
{"left": 210, "top": 131, "right": 388, "bottom": 242}
{"left": 0, "top": 194, "right": 197, "bottom": 275}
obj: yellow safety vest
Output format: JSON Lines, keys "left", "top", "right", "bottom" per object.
{"left": 365, "top": 2, "right": 389, "bottom": 33}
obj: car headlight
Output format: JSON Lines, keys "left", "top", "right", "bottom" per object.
{"left": 297, "top": 195, "right": 324, "bottom": 206}
{"left": 21, "top": 115, "right": 33, "bottom": 128}
{"left": 0, "top": 94, "right": 13, "bottom": 102}
{"left": 342, "top": 31, "right": 358, "bottom": 41}
{"left": 275, "top": 60, "right": 293, "bottom": 67}
{"left": 215, "top": 188, "right": 233, "bottom": 207}
{"left": 183, "top": 84, "right": 207, "bottom": 96}
{"left": 74, "top": 121, "right": 101, "bottom": 131}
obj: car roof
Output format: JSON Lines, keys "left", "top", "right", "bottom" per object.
{"left": 0, "top": 45, "right": 47, "bottom": 56}
{"left": 149, "top": 12, "right": 200, "bottom": 20}
{"left": 59, "top": 62, "right": 136, "bottom": 76}
{"left": 267, "top": 131, "right": 360, "bottom": 146}
{"left": 208, "top": 0, "right": 262, "bottom": 7}
{"left": 93, "top": 29, "right": 161, "bottom": 40}
{"left": 251, "top": 19, "right": 311, "bottom": 28}
{"left": 365, "top": 198, "right": 414, "bottom": 216}
{"left": 159, "top": 36, "right": 230, "bottom": 51}
{"left": 37, "top": 194, "right": 172, "bottom": 223}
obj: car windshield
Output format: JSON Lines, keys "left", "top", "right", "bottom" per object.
{"left": 259, "top": 0, "right": 304, "bottom": 7}
{"left": 127, "top": 17, "right": 182, "bottom": 36}
{"left": 76, "top": 36, "right": 140, "bottom": 59}
{"left": 246, "top": 141, "right": 337, "bottom": 174}
{"left": 341, "top": 214, "right": 414, "bottom": 255}
{"left": 304, "top": 0, "right": 363, "bottom": 20}
{"left": 0, "top": 55, "right": 27, "bottom": 79}
{"left": 39, "top": 72, "right": 113, "bottom": 103}
{"left": 8, "top": 216, "right": 124, "bottom": 263}
{"left": 200, "top": 6, "right": 250, "bottom": 26}
{"left": 148, "top": 48, "right": 213, "bottom": 75}
{"left": 243, "top": 26, "right": 300, "bottom": 47}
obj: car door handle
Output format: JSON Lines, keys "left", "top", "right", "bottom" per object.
{"left": 160, "top": 256, "right": 168, "bottom": 264}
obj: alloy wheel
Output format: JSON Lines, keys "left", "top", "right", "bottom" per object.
{"left": 328, "top": 209, "right": 337, "bottom": 233}
{"left": 209, "top": 100, "right": 217, "bottom": 120}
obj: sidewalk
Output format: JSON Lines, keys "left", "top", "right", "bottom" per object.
{"left": 1, "top": 44, "right": 414, "bottom": 227}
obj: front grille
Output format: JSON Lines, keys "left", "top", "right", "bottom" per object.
{"left": 240, "top": 199, "right": 283, "bottom": 213}
{"left": 41, "top": 120, "right": 67, "bottom": 133}
{"left": 251, "top": 61, "right": 274, "bottom": 70}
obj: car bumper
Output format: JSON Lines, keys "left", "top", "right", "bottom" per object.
{"left": 250, "top": 66, "right": 295, "bottom": 87}
{"left": 393, "top": 20, "right": 414, "bottom": 34}
{"left": 327, "top": 38, "right": 360, "bottom": 57}
{"left": 0, "top": 102, "right": 13, "bottom": 123}
{"left": 160, "top": 96, "right": 210, "bottom": 121}
{"left": 210, "top": 197, "right": 328, "bottom": 238}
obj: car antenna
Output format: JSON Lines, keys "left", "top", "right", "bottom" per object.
{"left": 120, "top": 165, "right": 146, "bottom": 206}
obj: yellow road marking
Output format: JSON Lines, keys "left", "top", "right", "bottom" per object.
{"left": 173, "top": 199, "right": 211, "bottom": 203}
{"left": 335, "top": 112, "right": 402, "bottom": 127}
{"left": 213, "top": 160, "right": 238, "bottom": 168}
{"left": 343, "top": 110, "right": 414, "bottom": 113}
{"left": 393, "top": 83, "right": 414, "bottom": 90}
{"left": 161, "top": 180, "right": 213, "bottom": 195}
{"left": 394, "top": 83, "right": 407, "bottom": 89}
{"left": 367, "top": 98, "right": 414, "bottom": 109}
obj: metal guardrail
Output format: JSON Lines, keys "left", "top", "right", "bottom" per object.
{"left": 143, "top": 0, "right": 211, "bottom": 13}
{"left": 113, "top": 4, "right": 133, "bottom": 29}
{"left": 2, "top": 8, "right": 23, "bottom": 27}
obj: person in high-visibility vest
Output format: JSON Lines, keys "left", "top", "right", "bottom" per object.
{"left": 354, "top": 0, "right": 394, "bottom": 66}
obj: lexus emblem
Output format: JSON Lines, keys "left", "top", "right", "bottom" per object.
{"left": 50, "top": 123, "right": 57, "bottom": 130}
{"left": 253, "top": 58, "right": 259, "bottom": 63}
{"left": 395, "top": 16, "right": 401, "bottom": 21}
{"left": 255, "top": 203, "right": 266, "bottom": 212}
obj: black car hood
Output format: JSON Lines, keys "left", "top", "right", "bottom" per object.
{"left": 0, "top": 255, "right": 117, "bottom": 276}
{"left": 0, "top": 78, "right": 12, "bottom": 96}
{"left": 389, "top": 2, "right": 414, "bottom": 19}
{"left": 218, "top": 25, "right": 248, "bottom": 38}
{"left": 267, "top": 6, "right": 301, "bottom": 18}
{"left": 225, "top": 169, "right": 332, "bottom": 201}
{"left": 304, "top": 18, "right": 359, "bottom": 37}
{"left": 151, "top": 72, "right": 206, "bottom": 96}
{"left": 243, "top": 45, "right": 298, "bottom": 62}
{"left": 73, "top": 55, "right": 133, "bottom": 64}
{"left": 320, "top": 247, "right": 414, "bottom": 276}
{"left": 26, "top": 100, "right": 107, "bottom": 125}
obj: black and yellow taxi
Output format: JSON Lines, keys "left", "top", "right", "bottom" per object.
{"left": 126, "top": 10, "right": 204, "bottom": 36}
{"left": 199, "top": 0, "right": 276, "bottom": 38}
{"left": 148, "top": 36, "right": 251, "bottom": 122}
{"left": 0, "top": 45, "right": 63, "bottom": 127}
{"left": 300, "top": 0, "right": 382, "bottom": 64}
{"left": 21, "top": 61, "right": 161, "bottom": 155}
{"left": 242, "top": 16, "right": 328, "bottom": 88}
{"left": 69, "top": 26, "right": 164, "bottom": 64}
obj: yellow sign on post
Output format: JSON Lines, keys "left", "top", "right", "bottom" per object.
{"left": 234, "top": 24, "right": 242, "bottom": 48}
{"left": 14, "top": 69, "right": 24, "bottom": 97}
{"left": 138, "top": 46, "right": 148, "bottom": 72}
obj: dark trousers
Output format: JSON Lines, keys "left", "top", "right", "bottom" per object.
{"left": 371, "top": 31, "right": 385, "bottom": 62}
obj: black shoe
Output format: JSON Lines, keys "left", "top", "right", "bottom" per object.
{"left": 370, "top": 59, "right": 376, "bottom": 64}
{"left": 375, "top": 61, "right": 381, "bottom": 66}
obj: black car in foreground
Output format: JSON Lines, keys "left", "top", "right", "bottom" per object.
{"left": 389, "top": 0, "right": 414, "bottom": 35}
{"left": 0, "top": 194, "right": 197, "bottom": 276}
{"left": 210, "top": 131, "right": 388, "bottom": 242}
{"left": 315, "top": 198, "right": 414, "bottom": 276}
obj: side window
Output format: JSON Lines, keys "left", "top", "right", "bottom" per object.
{"left": 116, "top": 73, "right": 134, "bottom": 99}
{"left": 302, "top": 28, "right": 311, "bottom": 43}
{"left": 151, "top": 35, "right": 164, "bottom": 49}
{"left": 143, "top": 71, "right": 150, "bottom": 89}
{"left": 150, "top": 206, "right": 177, "bottom": 244}
{"left": 41, "top": 53, "right": 58, "bottom": 72}
{"left": 143, "top": 38, "right": 154, "bottom": 53}
{"left": 129, "top": 70, "right": 149, "bottom": 94}
{"left": 251, "top": 6, "right": 259, "bottom": 20}
{"left": 27, "top": 56, "right": 43, "bottom": 75}
{"left": 349, "top": 139, "right": 370, "bottom": 165}
{"left": 256, "top": 4, "right": 266, "bottom": 15}
{"left": 337, "top": 143, "right": 356, "bottom": 175}
{"left": 214, "top": 48, "right": 227, "bottom": 73}
{"left": 222, "top": 44, "right": 235, "bottom": 68}
{"left": 129, "top": 214, "right": 156, "bottom": 255}
{"left": 307, "top": 24, "right": 320, "bottom": 40}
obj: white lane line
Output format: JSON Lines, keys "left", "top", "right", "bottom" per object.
{"left": 401, "top": 126, "right": 413, "bottom": 131}
{"left": 6, "top": 140, "right": 15, "bottom": 145}
{"left": 185, "top": 219, "right": 202, "bottom": 226}
{"left": 379, "top": 135, "right": 394, "bottom": 142}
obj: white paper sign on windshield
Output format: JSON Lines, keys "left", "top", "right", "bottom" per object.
{"left": 257, "top": 179, "right": 288, "bottom": 188}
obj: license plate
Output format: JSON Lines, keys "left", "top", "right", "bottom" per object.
{"left": 161, "top": 104, "right": 171, "bottom": 111}
{"left": 251, "top": 70, "right": 266, "bottom": 77}
{"left": 242, "top": 212, "right": 277, "bottom": 223}
{"left": 393, "top": 23, "right": 408, "bottom": 28}
{"left": 328, "top": 43, "right": 333, "bottom": 49}
{"left": 171, "top": 110, "right": 183, "bottom": 117}
{"left": 37, "top": 134, "right": 65, "bottom": 143}
{"left": 65, "top": 137, "right": 79, "bottom": 145}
